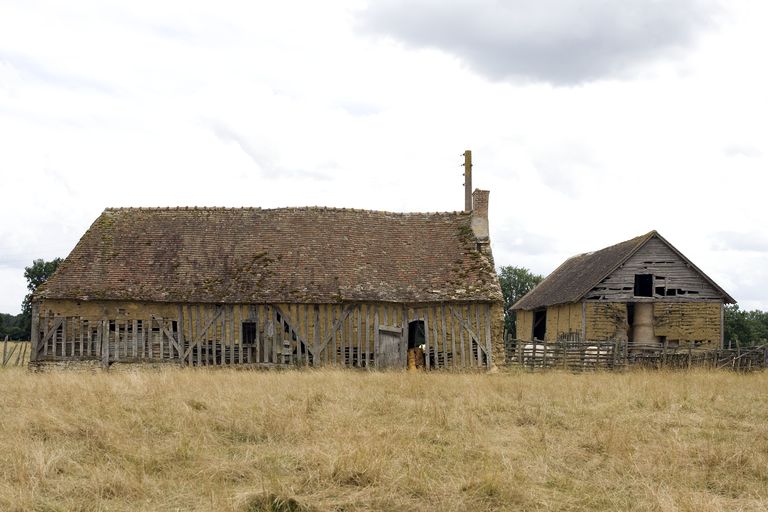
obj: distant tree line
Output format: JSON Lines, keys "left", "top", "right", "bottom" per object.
{"left": 723, "top": 304, "right": 768, "bottom": 347}
{"left": 0, "top": 258, "right": 61, "bottom": 340}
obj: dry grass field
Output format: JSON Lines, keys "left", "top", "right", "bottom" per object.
{"left": 0, "top": 367, "right": 767, "bottom": 511}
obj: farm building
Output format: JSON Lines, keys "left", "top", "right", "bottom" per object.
{"left": 30, "top": 188, "right": 504, "bottom": 370}
{"left": 512, "top": 231, "right": 735, "bottom": 352}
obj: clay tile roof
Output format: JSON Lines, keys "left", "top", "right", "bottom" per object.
{"left": 512, "top": 231, "right": 735, "bottom": 310}
{"left": 38, "top": 207, "right": 502, "bottom": 304}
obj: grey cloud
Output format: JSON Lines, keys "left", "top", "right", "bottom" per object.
{"left": 209, "top": 123, "right": 330, "bottom": 181}
{"left": 358, "top": 0, "right": 719, "bottom": 84}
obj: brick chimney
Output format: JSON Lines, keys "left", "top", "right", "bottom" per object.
{"left": 471, "top": 189, "right": 490, "bottom": 252}
{"left": 471, "top": 189, "right": 489, "bottom": 239}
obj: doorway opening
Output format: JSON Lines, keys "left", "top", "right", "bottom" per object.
{"left": 533, "top": 309, "right": 546, "bottom": 341}
{"left": 407, "top": 320, "right": 426, "bottom": 370}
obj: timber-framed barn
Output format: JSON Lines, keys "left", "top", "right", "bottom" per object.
{"left": 30, "top": 189, "right": 504, "bottom": 370}
{"left": 512, "top": 231, "right": 735, "bottom": 352}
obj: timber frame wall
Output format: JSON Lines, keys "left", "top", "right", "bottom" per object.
{"left": 30, "top": 301, "right": 501, "bottom": 369}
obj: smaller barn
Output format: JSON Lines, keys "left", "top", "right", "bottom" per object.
{"left": 512, "top": 231, "right": 735, "bottom": 352}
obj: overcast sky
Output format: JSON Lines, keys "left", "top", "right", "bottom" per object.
{"left": 1, "top": 0, "right": 766, "bottom": 314}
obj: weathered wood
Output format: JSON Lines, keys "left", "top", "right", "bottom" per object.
{"left": 449, "top": 306, "right": 487, "bottom": 362}
{"left": 423, "top": 309, "right": 430, "bottom": 370}
{"left": 485, "top": 304, "right": 492, "bottom": 369}
{"left": 458, "top": 307, "right": 466, "bottom": 367}
{"left": 30, "top": 302, "right": 40, "bottom": 362}
{"left": 441, "top": 304, "right": 448, "bottom": 368}
{"left": 313, "top": 305, "right": 354, "bottom": 360}
{"left": 101, "top": 319, "right": 109, "bottom": 368}
{"left": 365, "top": 305, "right": 371, "bottom": 368}
{"left": 401, "top": 306, "right": 408, "bottom": 366}
{"left": 431, "top": 307, "right": 439, "bottom": 368}
{"left": 184, "top": 306, "right": 223, "bottom": 360}
{"left": 374, "top": 307, "right": 380, "bottom": 369}
{"left": 451, "top": 309, "right": 458, "bottom": 368}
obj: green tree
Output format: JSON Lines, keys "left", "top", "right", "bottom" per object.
{"left": 497, "top": 266, "right": 543, "bottom": 339}
{"left": 724, "top": 304, "right": 768, "bottom": 347}
{"left": 19, "top": 257, "right": 63, "bottom": 339}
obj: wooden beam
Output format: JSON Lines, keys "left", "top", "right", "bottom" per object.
{"left": 449, "top": 306, "right": 487, "bottom": 358}
{"left": 30, "top": 302, "right": 40, "bottom": 362}
{"left": 314, "top": 305, "right": 354, "bottom": 359}
{"left": 183, "top": 306, "right": 223, "bottom": 360}
{"left": 423, "top": 308, "right": 430, "bottom": 370}
{"left": 485, "top": 304, "right": 493, "bottom": 369}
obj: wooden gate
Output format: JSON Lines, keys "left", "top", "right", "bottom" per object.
{"left": 377, "top": 325, "right": 404, "bottom": 368}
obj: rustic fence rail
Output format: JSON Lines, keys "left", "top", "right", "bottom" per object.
{"left": 505, "top": 338, "right": 768, "bottom": 372}
{"left": 1, "top": 337, "right": 29, "bottom": 367}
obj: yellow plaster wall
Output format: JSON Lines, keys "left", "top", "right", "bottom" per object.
{"left": 515, "top": 310, "right": 533, "bottom": 341}
{"left": 653, "top": 302, "right": 721, "bottom": 345}
{"left": 585, "top": 303, "right": 628, "bottom": 341}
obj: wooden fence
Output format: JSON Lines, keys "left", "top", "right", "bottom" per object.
{"left": 1, "top": 337, "right": 29, "bottom": 367}
{"left": 505, "top": 338, "right": 768, "bottom": 372}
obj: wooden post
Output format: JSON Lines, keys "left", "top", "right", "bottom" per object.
{"left": 450, "top": 310, "right": 458, "bottom": 369}
{"left": 101, "top": 319, "right": 109, "bottom": 369}
{"left": 2, "top": 335, "right": 8, "bottom": 366}
{"left": 441, "top": 304, "right": 448, "bottom": 368}
{"left": 30, "top": 302, "right": 40, "bottom": 363}
{"left": 463, "top": 150, "right": 472, "bottom": 212}
{"left": 364, "top": 305, "right": 371, "bottom": 369}
{"left": 312, "top": 305, "right": 319, "bottom": 367}
{"left": 484, "top": 304, "right": 493, "bottom": 370}
{"left": 374, "top": 307, "right": 380, "bottom": 369}
{"left": 423, "top": 309, "right": 429, "bottom": 370}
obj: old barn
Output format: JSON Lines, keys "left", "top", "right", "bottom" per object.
{"left": 512, "top": 231, "right": 735, "bottom": 352}
{"left": 30, "top": 189, "right": 504, "bottom": 370}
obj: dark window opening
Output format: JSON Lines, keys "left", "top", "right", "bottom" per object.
{"left": 634, "top": 274, "right": 653, "bottom": 297}
{"left": 171, "top": 320, "right": 178, "bottom": 333}
{"left": 242, "top": 322, "right": 257, "bottom": 345}
{"left": 533, "top": 310, "right": 547, "bottom": 341}
{"left": 655, "top": 287, "right": 665, "bottom": 296}
{"left": 408, "top": 320, "right": 425, "bottom": 349}
{"left": 666, "top": 288, "right": 677, "bottom": 296}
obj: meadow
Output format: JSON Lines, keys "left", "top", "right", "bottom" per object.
{"left": 0, "top": 367, "right": 766, "bottom": 511}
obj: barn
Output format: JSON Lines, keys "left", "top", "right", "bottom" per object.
{"left": 512, "top": 231, "right": 735, "bottom": 352}
{"left": 30, "top": 189, "right": 504, "bottom": 370}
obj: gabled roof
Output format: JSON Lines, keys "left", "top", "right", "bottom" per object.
{"left": 37, "top": 207, "right": 502, "bottom": 304}
{"left": 512, "top": 231, "right": 735, "bottom": 310}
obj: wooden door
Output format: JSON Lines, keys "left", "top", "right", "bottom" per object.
{"left": 377, "top": 325, "right": 404, "bottom": 368}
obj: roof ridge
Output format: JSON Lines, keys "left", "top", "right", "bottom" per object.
{"left": 103, "top": 206, "right": 471, "bottom": 216}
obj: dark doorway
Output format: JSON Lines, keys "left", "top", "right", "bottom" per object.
{"left": 634, "top": 274, "right": 653, "bottom": 297}
{"left": 626, "top": 303, "right": 635, "bottom": 343}
{"left": 533, "top": 310, "right": 546, "bottom": 341}
{"left": 408, "top": 320, "right": 425, "bottom": 349}
{"left": 242, "top": 322, "right": 257, "bottom": 344}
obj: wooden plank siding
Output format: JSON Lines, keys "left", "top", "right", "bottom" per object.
{"left": 32, "top": 300, "right": 502, "bottom": 369}
{"left": 585, "top": 237, "right": 722, "bottom": 302}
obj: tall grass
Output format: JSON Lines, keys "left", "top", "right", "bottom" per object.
{"left": 0, "top": 368, "right": 767, "bottom": 511}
